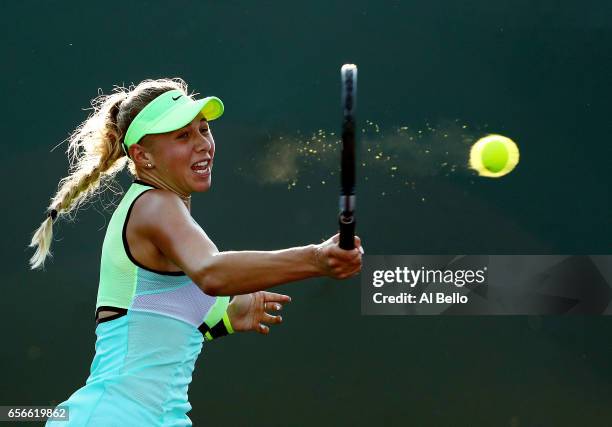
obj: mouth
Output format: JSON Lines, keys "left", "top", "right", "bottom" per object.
{"left": 191, "top": 159, "right": 212, "bottom": 176}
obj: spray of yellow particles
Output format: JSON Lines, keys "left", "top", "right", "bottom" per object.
{"left": 469, "top": 134, "right": 520, "bottom": 178}
{"left": 250, "top": 119, "right": 490, "bottom": 197}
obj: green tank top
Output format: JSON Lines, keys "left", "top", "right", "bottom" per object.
{"left": 95, "top": 179, "right": 231, "bottom": 339}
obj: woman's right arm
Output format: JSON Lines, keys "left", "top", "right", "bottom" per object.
{"left": 136, "top": 190, "right": 362, "bottom": 296}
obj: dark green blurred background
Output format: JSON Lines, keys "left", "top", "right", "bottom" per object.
{"left": 2, "top": 1, "right": 612, "bottom": 426}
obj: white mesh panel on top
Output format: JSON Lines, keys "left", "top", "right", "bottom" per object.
{"left": 134, "top": 268, "right": 191, "bottom": 294}
{"left": 130, "top": 268, "right": 217, "bottom": 327}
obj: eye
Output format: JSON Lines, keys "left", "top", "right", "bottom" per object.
{"left": 200, "top": 127, "right": 210, "bottom": 135}
{"left": 177, "top": 131, "right": 189, "bottom": 139}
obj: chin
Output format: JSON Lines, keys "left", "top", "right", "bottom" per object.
{"left": 191, "top": 177, "right": 212, "bottom": 193}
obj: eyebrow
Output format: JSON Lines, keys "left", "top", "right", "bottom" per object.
{"left": 174, "top": 118, "right": 209, "bottom": 133}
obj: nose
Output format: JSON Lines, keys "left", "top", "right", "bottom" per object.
{"left": 195, "top": 132, "right": 212, "bottom": 152}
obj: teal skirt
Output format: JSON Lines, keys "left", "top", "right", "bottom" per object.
{"left": 46, "top": 311, "right": 205, "bottom": 426}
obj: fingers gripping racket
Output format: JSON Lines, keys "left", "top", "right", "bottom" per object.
{"left": 339, "top": 64, "right": 357, "bottom": 250}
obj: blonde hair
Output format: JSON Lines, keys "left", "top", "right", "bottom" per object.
{"left": 29, "top": 77, "right": 190, "bottom": 270}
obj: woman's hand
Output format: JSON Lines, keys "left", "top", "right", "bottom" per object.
{"left": 227, "top": 291, "right": 291, "bottom": 335}
{"left": 314, "top": 233, "right": 363, "bottom": 279}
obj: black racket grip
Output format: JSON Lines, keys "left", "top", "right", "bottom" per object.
{"left": 339, "top": 216, "right": 356, "bottom": 250}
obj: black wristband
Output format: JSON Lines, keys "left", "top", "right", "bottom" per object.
{"left": 199, "top": 317, "right": 231, "bottom": 341}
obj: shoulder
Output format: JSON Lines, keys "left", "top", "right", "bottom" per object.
{"left": 134, "top": 188, "right": 187, "bottom": 214}
{"left": 130, "top": 189, "right": 190, "bottom": 235}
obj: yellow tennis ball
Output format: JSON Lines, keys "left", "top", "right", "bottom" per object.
{"left": 469, "top": 134, "right": 520, "bottom": 178}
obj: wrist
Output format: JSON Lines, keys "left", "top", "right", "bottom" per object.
{"left": 307, "top": 244, "right": 325, "bottom": 277}
{"left": 222, "top": 311, "right": 234, "bottom": 334}
{"left": 226, "top": 300, "right": 244, "bottom": 333}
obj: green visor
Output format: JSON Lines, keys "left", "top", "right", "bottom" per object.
{"left": 123, "top": 89, "right": 224, "bottom": 153}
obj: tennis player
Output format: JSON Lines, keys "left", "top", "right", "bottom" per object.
{"left": 30, "top": 78, "right": 363, "bottom": 426}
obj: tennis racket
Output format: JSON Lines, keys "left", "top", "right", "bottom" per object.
{"left": 339, "top": 64, "right": 357, "bottom": 250}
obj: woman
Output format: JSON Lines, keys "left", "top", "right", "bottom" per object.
{"left": 29, "top": 77, "right": 363, "bottom": 426}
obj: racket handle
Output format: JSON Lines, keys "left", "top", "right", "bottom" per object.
{"left": 339, "top": 215, "right": 356, "bottom": 250}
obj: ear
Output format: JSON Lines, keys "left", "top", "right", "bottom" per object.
{"left": 128, "top": 143, "right": 153, "bottom": 168}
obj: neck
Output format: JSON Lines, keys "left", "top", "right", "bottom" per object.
{"left": 136, "top": 172, "right": 191, "bottom": 211}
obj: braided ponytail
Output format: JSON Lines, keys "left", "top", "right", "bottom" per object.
{"left": 28, "top": 77, "right": 190, "bottom": 270}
